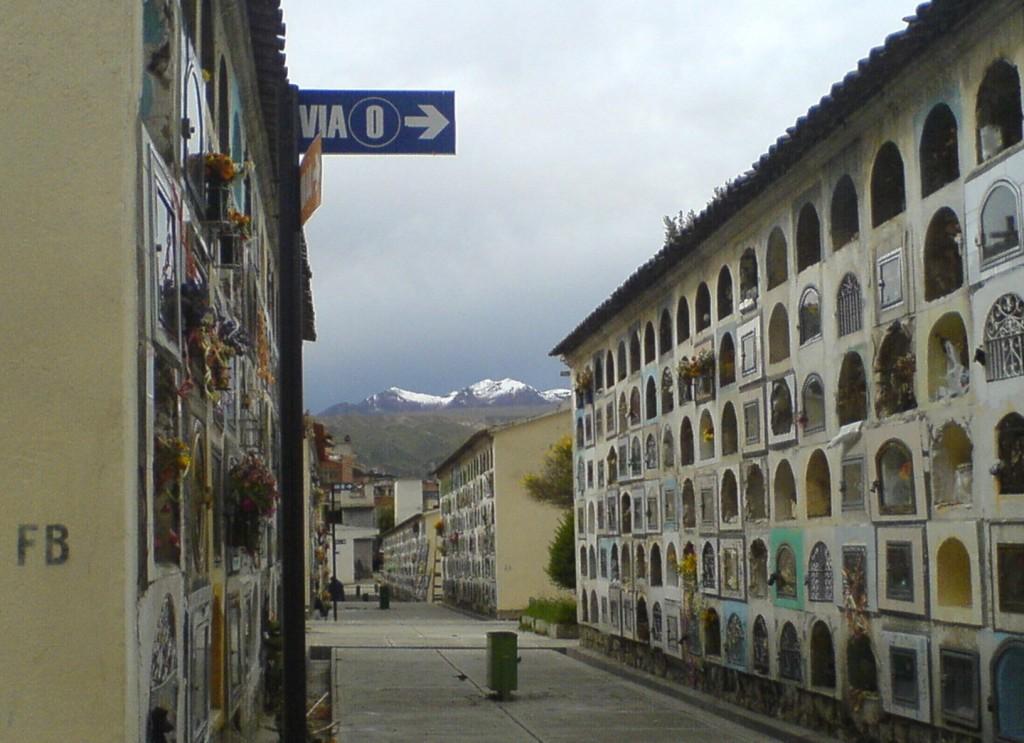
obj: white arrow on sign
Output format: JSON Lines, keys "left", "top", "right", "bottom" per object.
{"left": 403, "top": 104, "right": 449, "bottom": 140}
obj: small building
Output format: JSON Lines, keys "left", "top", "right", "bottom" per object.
{"left": 380, "top": 509, "right": 443, "bottom": 601}
{"left": 435, "top": 407, "right": 571, "bottom": 617}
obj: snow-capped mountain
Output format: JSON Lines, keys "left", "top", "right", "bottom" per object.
{"left": 320, "top": 378, "right": 570, "bottom": 415}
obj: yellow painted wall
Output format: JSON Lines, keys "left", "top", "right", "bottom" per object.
{"left": 0, "top": 3, "right": 141, "bottom": 741}
{"left": 493, "top": 408, "right": 572, "bottom": 614}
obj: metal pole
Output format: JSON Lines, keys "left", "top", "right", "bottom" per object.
{"left": 277, "top": 82, "right": 307, "bottom": 743}
{"left": 331, "top": 486, "right": 338, "bottom": 620}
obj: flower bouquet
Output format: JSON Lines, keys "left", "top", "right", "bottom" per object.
{"left": 228, "top": 452, "right": 279, "bottom": 553}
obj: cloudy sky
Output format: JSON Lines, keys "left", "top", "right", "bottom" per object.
{"left": 283, "top": 0, "right": 923, "bottom": 413}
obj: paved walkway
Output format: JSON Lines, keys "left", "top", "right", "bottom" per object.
{"left": 307, "top": 602, "right": 793, "bottom": 742}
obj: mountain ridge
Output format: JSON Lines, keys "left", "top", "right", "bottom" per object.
{"left": 319, "top": 377, "right": 570, "bottom": 416}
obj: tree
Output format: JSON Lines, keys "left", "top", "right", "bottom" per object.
{"left": 546, "top": 511, "right": 576, "bottom": 590}
{"left": 376, "top": 504, "right": 394, "bottom": 532}
{"left": 522, "top": 434, "right": 573, "bottom": 509}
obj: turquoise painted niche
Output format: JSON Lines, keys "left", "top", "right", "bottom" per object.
{"left": 771, "top": 527, "right": 805, "bottom": 610}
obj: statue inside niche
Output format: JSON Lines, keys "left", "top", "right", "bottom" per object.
{"left": 938, "top": 338, "right": 970, "bottom": 399}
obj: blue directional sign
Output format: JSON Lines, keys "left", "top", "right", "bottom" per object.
{"left": 297, "top": 90, "right": 455, "bottom": 155}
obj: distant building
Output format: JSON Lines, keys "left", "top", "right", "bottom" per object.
{"left": 435, "top": 407, "right": 571, "bottom": 617}
{"left": 551, "top": 2, "right": 1024, "bottom": 740}
{"left": 380, "top": 509, "right": 443, "bottom": 601}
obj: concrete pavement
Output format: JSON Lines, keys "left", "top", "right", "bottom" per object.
{"left": 307, "top": 602, "right": 804, "bottom": 742}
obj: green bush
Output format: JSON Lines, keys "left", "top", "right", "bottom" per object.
{"left": 546, "top": 511, "right": 576, "bottom": 590}
{"left": 524, "top": 596, "right": 577, "bottom": 625}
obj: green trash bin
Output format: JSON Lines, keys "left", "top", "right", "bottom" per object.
{"left": 379, "top": 585, "right": 390, "bottom": 610}
{"left": 486, "top": 631, "right": 518, "bottom": 699}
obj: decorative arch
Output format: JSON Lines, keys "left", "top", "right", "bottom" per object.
{"left": 701, "top": 541, "right": 717, "bottom": 590}
{"left": 589, "top": 545, "right": 597, "bottom": 579}
{"left": 796, "top": 203, "right": 822, "bottom": 271}
{"left": 876, "top": 439, "right": 916, "bottom": 514}
{"left": 830, "top": 175, "right": 859, "bottom": 249}
{"left": 661, "top": 367, "right": 675, "bottom": 414}
{"left": 801, "top": 374, "right": 825, "bottom": 433}
{"left": 810, "top": 621, "right": 836, "bottom": 688}
{"left": 629, "top": 387, "right": 641, "bottom": 426}
{"left": 774, "top": 460, "right": 796, "bottom": 521}
{"left": 752, "top": 615, "right": 770, "bottom": 674}
{"left": 725, "top": 613, "right": 745, "bottom": 666}
{"left": 605, "top": 350, "right": 615, "bottom": 388}
{"left": 617, "top": 341, "right": 627, "bottom": 381}
{"left": 924, "top": 208, "right": 964, "bottom": 301}
{"left": 662, "top": 425, "right": 675, "bottom": 468}
{"left": 579, "top": 546, "right": 588, "bottom": 577}
{"left": 996, "top": 412, "right": 1024, "bottom": 494}
{"left": 932, "top": 421, "right": 973, "bottom": 506}
{"left": 798, "top": 287, "right": 822, "bottom": 344}
{"left": 590, "top": 590, "right": 599, "bottom": 626}
{"left": 680, "top": 418, "right": 695, "bottom": 466}
{"left": 837, "top": 351, "right": 868, "bottom": 424}
{"left": 695, "top": 283, "right": 712, "bottom": 332}
{"left": 749, "top": 540, "right": 768, "bottom": 597}
{"left": 807, "top": 541, "right": 833, "bottom": 601}
{"left": 645, "top": 433, "right": 658, "bottom": 470}
{"left": 871, "top": 141, "right": 906, "bottom": 227}
{"left": 779, "top": 621, "right": 802, "bottom": 681}
{"left": 984, "top": 293, "right": 1024, "bottom": 382}
{"left": 645, "top": 377, "right": 657, "bottom": 420}
{"left": 630, "top": 332, "right": 642, "bottom": 374}
{"left": 621, "top": 493, "right": 632, "bottom": 533}
{"left": 644, "top": 321, "right": 657, "bottom": 365}
{"left": 976, "top": 59, "right": 1023, "bottom": 162}
{"left": 610, "top": 544, "right": 620, "bottom": 581}
{"left": 621, "top": 543, "right": 632, "bottom": 581}
{"left": 875, "top": 323, "right": 916, "bottom": 417}
{"left": 717, "top": 265, "right": 734, "bottom": 319}
{"left": 806, "top": 449, "right": 832, "bottom": 518}
{"left": 703, "top": 608, "right": 721, "bottom": 656}
{"left": 739, "top": 248, "right": 759, "bottom": 306}
{"left": 699, "top": 410, "right": 715, "bottom": 460}
{"left": 681, "top": 479, "right": 696, "bottom": 528}
{"left": 920, "top": 103, "right": 960, "bottom": 197}
{"left": 650, "top": 543, "right": 663, "bottom": 586}
{"left": 606, "top": 447, "right": 618, "bottom": 485}
{"left": 635, "top": 596, "right": 649, "bottom": 642}
{"left": 666, "top": 543, "right": 679, "bottom": 587}
{"left": 770, "top": 379, "right": 794, "bottom": 436}
{"left": 630, "top": 437, "right": 642, "bottom": 477}
{"left": 721, "top": 402, "right": 738, "bottom": 455}
{"left": 937, "top": 537, "right": 973, "bottom": 607}
{"left": 836, "top": 273, "right": 863, "bottom": 337}
{"left": 928, "top": 312, "right": 969, "bottom": 400}
{"left": 659, "top": 309, "right": 673, "bottom": 355}
{"left": 721, "top": 469, "right": 739, "bottom": 524}
{"left": 768, "top": 303, "right": 790, "bottom": 364}
{"left": 766, "top": 227, "right": 788, "bottom": 290}
{"left": 745, "top": 462, "right": 767, "bottom": 521}
{"left": 719, "top": 332, "right": 736, "bottom": 386}
{"left": 587, "top": 502, "right": 596, "bottom": 533}
{"left": 677, "top": 297, "right": 691, "bottom": 344}
{"left": 635, "top": 544, "right": 647, "bottom": 580}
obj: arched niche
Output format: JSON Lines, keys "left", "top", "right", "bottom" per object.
{"left": 617, "top": 341, "right": 627, "bottom": 381}
{"left": 661, "top": 368, "right": 675, "bottom": 414}
{"left": 766, "top": 227, "right": 788, "bottom": 290}
{"left": 996, "top": 413, "right": 1024, "bottom": 494}
{"left": 871, "top": 141, "right": 906, "bottom": 227}
{"left": 937, "top": 537, "right": 973, "bottom": 607}
{"left": 749, "top": 540, "right": 768, "bottom": 597}
{"left": 717, "top": 265, "right": 734, "bottom": 319}
{"left": 932, "top": 421, "right": 973, "bottom": 506}
{"left": 810, "top": 621, "right": 836, "bottom": 688}
{"left": 721, "top": 402, "right": 738, "bottom": 456}
{"left": 830, "top": 175, "right": 859, "bottom": 249}
{"left": 768, "top": 304, "right": 790, "bottom": 364}
{"left": 659, "top": 309, "right": 673, "bottom": 356}
{"left": 837, "top": 351, "right": 868, "bottom": 424}
{"left": 630, "top": 332, "right": 642, "bottom": 374}
{"left": 695, "top": 283, "right": 712, "bottom": 332}
{"left": 680, "top": 418, "right": 695, "bottom": 466}
{"left": 796, "top": 203, "right": 822, "bottom": 272}
{"left": 719, "top": 333, "right": 736, "bottom": 387}
{"left": 774, "top": 460, "right": 796, "bottom": 521}
{"left": 677, "top": 297, "right": 690, "bottom": 344}
{"left": 645, "top": 377, "right": 657, "bottom": 420}
{"left": 875, "top": 323, "right": 916, "bottom": 417}
{"left": 976, "top": 59, "right": 1023, "bottom": 162}
{"left": 806, "top": 449, "right": 832, "bottom": 518}
{"left": 681, "top": 479, "right": 696, "bottom": 528}
{"left": 920, "top": 103, "right": 960, "bottom": 197}
{"left": 923, "top": 208, "right": 964, "bottom": 302}
{"left": 650, "top": 543, "right": 663, "bottom": 586}
{"left": 927, "top": 312, "right": 970, "bottom": 400}
{"left": 644, "top": 321, "right": 657, "bottom": 365}
{"left": 605, "top": 350, "right": 615, "bottom": 388}
{"left": 721, "top": 469, "right": 739, "bottom": 524}
{"left": 744, "top": 462, "right": 767, "bottom": 521}
{"left": 699, "top": 410, "right": 715, "bottom": 460}
{"left": 666, "top": 543, "right": 678, "bottom": 586}
{"left": 739, "top": 248, "right": 759, "bottom": 307}
{"left": 847, "top": 635, "right": 878, "bottom": 692}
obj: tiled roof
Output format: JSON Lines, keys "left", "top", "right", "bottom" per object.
{"left": 550, "top": 0, "right": 979, "bottom": 358}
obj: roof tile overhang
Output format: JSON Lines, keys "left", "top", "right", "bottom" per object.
{"left": 550, "top": 0, "right": 979, "bottom": 359}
